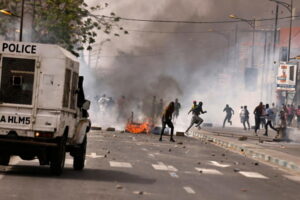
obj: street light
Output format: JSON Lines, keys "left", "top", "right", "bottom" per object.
{"left": 0, "top": 0, "right": 25, "bottom": 42}
{"left": 270, "top": 0, "right": 294, "bottom": 62}
{"left": 229, "top": 14, "right": 256, "bottom": 68}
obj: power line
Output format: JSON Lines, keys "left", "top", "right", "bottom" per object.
{"left": 97, "top": 14, "right": 300, "bottom": 24}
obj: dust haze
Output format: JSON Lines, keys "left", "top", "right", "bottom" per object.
{"left": 82, "top": 0, "right": 300, "bottom": 130}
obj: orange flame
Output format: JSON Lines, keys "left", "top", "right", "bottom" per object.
{"left": 125, "top": 121, "right": 152, "bottom": 134}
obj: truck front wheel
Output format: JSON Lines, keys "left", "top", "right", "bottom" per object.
{"left": 73, "top": 135, "right": 87, "bottom": 170}
{"left": 50, "top": 136, "right": 66, "bottom": 175}
{"left": 0, "top": 154, "right": 10, "bottom": 166}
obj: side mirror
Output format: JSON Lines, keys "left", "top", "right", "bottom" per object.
{"left": 82, "top": 100, "right": 90, "bottom": 110}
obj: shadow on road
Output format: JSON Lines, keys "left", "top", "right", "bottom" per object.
{"left": 0, "top": 165, "right": 156, "bottom": 184}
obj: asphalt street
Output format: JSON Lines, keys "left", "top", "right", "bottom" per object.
{"left": 0, "top": 131, "right": 299, "bottom": 200}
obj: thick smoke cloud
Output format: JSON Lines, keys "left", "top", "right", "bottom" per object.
{"left": 83, "top": 0, "right": 300, "bottom": 130}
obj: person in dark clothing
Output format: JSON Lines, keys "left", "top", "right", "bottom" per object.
{"left": 77, "top": 76, "right": 89, "bottom": 118}
{"left": 243, "top": 106, "right": 250, "bottom": 130}
{"left": 254, "top": 102, "right": 263, "bottom": 135}
{"left": 77, "top": 76, "right": 85, "bottom": 108}
{"left": 223, "top": 104, "right": 234, "bottom": 128}
{"left": 185, "top": 101, "right": 207, "bottom": 132}
{"left": 159, "top": 101, "right": 175, "bottom": 142}
{"left": 264, "top": 104, "right": 279, "bottom": 136}
{"left": 173, "top": 98, "right": 181, "bottom": 121}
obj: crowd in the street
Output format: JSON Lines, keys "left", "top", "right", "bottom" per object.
{"left": 223, "top": 102, "right": 300, "bottom": 138}
{"left": 93, "top": 94, "right": 300, "bottom": 141}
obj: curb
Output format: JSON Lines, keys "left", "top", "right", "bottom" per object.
{"left": 187, "top": 130, "right": 300, "bottom": 173}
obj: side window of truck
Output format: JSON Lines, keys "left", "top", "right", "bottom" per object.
{"left": 70, "top": 72, "right": 78, "bottom": 110}
{"left": 63, "top": 69, "right": 71, "bottom": 108}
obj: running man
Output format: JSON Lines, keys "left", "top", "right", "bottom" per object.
{"left": 223, "top": 104, "right": 234, "bottom": 128}
{"left": 185, "top": 101, "right": 207, "bottom": 133}
{"left": 264, "top": 104, "right": 279, "bottom": 136}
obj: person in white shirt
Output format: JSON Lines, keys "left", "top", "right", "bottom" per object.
{"left": 264, "top": 104, "right": 279, "bottom": 136}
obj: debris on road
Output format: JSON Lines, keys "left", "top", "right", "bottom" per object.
{"left": 133, "top": 191, "right": 144, "bottom": 195}
{"left": 240, "top": 188, "right": 248, "bottom": 192}
{"left": 234, "top": 161, "right": 239, "bottom": 165}
{"left": 222, "top": 153, "right": 226, "bottom": 157}
{"left": 211, "top": 153, "right": 215, "bottom": 156}
{"left": 197, "top": 162, "right": 201, "bottom": 165}
{"left": 91, "top": 126, "right": 102, "bottom": 131}
{"left": 169, "top": 148, "right": 172, "bottom": 152}
{"left": 177, "top": 142, "right": 183, "bottom": 145}
{"left": 238, "top": 136, "right": 248, "bottom": 141}
{"left": 254, "top": 162, "right": 259, "bottom": 166}
{"left": 176, "top": 132, "right": 185, "bottom": 136}
{"left": 106, "top": 127, "right": 116, "bottom": 131}
{"left": 233, "top": 168, "right": 240, "bottom": 172}
{"left": 116, "top": 185, "right": 123, "bottom": 190}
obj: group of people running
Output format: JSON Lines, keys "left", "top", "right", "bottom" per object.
{"left": 222, "top": 102, "right": 296, "bottom": 137}
{"left": 156, "top": 99, "right": 300, "bottom": 141}
{"left": 159, "top": 100, "right": 207, "bottom": 142}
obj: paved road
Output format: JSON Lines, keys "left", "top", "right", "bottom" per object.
{"left": 0, "top": 131, "right": 299, "bottom": 200}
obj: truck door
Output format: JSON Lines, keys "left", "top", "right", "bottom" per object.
{"left": 0, "top": 57, "right": 36, "bottom": 105}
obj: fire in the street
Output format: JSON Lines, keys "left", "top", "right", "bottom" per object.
{"left": 125, "top": 121, "right": 152, "bottom": 134}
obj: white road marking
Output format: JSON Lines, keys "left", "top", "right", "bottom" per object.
{"left": 239, "top": 171, "right": 268, "bottom": 179}
{"left": 148, "top": 154, "right": 155, "bottom": 158}
{"left": 183, "top": 186, "right": 196, "bottom": 194}
{"left": 284, "top": 175, "right": 300, "bottom": 183}
{"left": 152, "top": 164, "right": 169, "bottom": 171}
{"left": 195, "top": 168, "right": 223, "bottom": 175}
{"left": 167, "top": 165, "right": 178, "bottom": 172}
{"left": 86, "top": 152, "right": 104, "bottom": 158}
{"left": 109, "top": 161, "right": 132, "bottom": 168}
{"left": 152, "top": 162, "right": 178, "bottom": 172}
{"left": 141, "top": 148, "right": 148, "bottom": 151}
{"left": 169, "top": 172, "right": 179, "bottom": 178}
{"left": 209, "top": 161, "right": 230, "bottom": 168}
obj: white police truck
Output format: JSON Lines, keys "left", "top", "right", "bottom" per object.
{"left": 0, "top": 41, "right": 91, "bottom": 175}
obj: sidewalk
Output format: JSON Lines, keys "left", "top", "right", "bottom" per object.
{"left": 187, "top": 127, "right": 300, "bottom": 175}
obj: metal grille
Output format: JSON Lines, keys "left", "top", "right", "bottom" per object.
{"left": 0, "top": 57, "right": 35, "bottom": 105}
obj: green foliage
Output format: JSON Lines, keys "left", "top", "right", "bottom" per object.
{"left": 0, "top": 0, "right": 127, "bottom": 56}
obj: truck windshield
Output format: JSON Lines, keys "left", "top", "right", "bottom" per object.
{"left": 0, "top": 57, "right": 35, "bottom": 105}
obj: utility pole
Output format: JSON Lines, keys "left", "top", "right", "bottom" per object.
{"left": 270, "top": 0, "right": 294, "bottom": 61}
{"left": 20, "top": 0, "right": 25, "bottom": 42}
{"left": 251, "top": 19, "right": 256, "bottom": 68}
{"left": 273, "top": 4, "right": 279, "bottom": 57}
{"left": 287, "top": 0, "right": 293, "bottom": 61}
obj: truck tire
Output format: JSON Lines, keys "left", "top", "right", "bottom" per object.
{"left": 0, "top": 154, "right": 10, "bottom": 166}
{"left": 50, "top": 136, "right": 66, "bottom": 175}
{"left": 73, "top": 135, "right": 87, "bottom": 170}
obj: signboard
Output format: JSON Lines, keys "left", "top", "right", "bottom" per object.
{"left": 276, "top": 63, "right": 297, "bottom": 91}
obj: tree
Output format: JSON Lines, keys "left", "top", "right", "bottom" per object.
{"left": 0, "top": 0, "right": 127, "bottom": 56}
